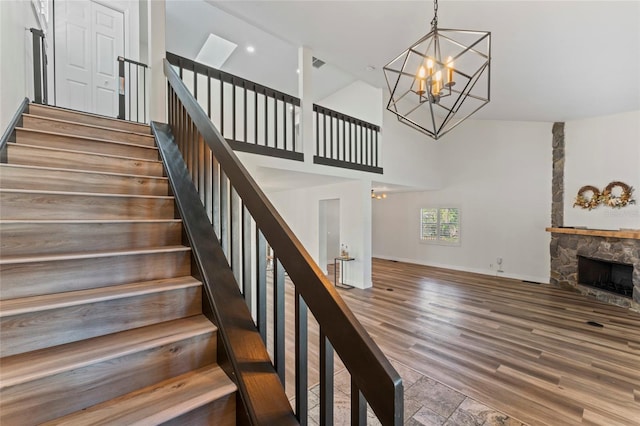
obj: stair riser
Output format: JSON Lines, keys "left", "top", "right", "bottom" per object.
{"left": 0, "top": 251, "right": 191, "bottom": 299}
{"left": 6, "top": 144, "right": 164, "bottom": 176}
{"left": 22, "top": 115, "right": 156, "bottom": 147}
{"left": 0, "top": 191, "right": 174, "bottom": 220}
{"left": 28, "top": 104, "right": 151, "bottom": 134}
{"left": 162, "top": 395, "right": 236, "bottom": 426}
{"left": 0, "top": 332, "right": 216, "bottom": 425}
{"left": 16, "top": 129, "right": 159, "bottom": 161}
{"left": 0, "top": 166, "right": 169, "bottom": 196}
{"left": 0, "top": 222, "right": 182, "bottom": 256}
{"left": 1, "top": 287, "right": 202, "bottom": 357}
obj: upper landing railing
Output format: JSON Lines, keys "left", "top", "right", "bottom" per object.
{"left": 167, "top": 52, "right": 383, "bottom": 173}
{"left": 117, "top": 56, "right": 149, "bottom": 124}
{"left": 167, "top": 52, "right": 303, "bottom": 161}
{"left": 314, "top": 104, "right": 382, "bottom": 174}
{"left": 30, "top": 29, "right": 48, "bottom": 106}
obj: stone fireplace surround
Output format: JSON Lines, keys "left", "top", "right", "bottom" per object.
{"left": 548, "top": 228, "right": 640, "bottom": 311}
{"left": 549, "top": 122, "right": 639, "bottom": 312}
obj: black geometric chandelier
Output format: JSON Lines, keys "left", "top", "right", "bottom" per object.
{"left": 383, "top": 0, "right": 491, "bottom": 140}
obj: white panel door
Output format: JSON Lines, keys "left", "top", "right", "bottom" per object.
{"left": 55, "top": 1, "right": 124, "bottom": 116}
{"left": 54, "top": 1, "right": 91, "bottom": 112}
{"left": 92, "top": 2, "right": 123, "bottom": 117}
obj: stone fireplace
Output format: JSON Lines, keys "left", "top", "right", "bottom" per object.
{"left": 549, "top": 228, "right": 640, "bottom": 311}
{"left": 548, "top": 122, "right": 640, "bottom": 312}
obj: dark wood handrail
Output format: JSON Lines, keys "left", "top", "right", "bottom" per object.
{"left": 164, "top": 58, "right": 403, "bottom": 425}
{"left": 30, "top": 29, "right": 47, "bottom": 105}
{"left": 117, "top": 56, "right": 148, "bottom": 68}
{"left": 313, "top": 103, "right": 381, "bottom": 132}
{"left": 118, "top": 57, "right": 148, "bottom": 124}
{"left": 167, "top": 52, "right": 300, "bottom": 107}
{"left": 1, "top": 98, "right": 29, "bottom": 162}
{"left": 152, "top": 122, "right": 297, "bottom": 425}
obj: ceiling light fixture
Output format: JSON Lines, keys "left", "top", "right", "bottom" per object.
{"left": 383, "top": 0, "right": 491, "bottom": 140}
{"left": 371, "top": 190, "right": 387, "bottom": 200}
{"left": 246, "top": 45, "right": 255, "bottom": 53}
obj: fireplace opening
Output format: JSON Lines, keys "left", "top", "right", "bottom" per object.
{"left": 578, "top": 256, "right": 633, "bottom": 297}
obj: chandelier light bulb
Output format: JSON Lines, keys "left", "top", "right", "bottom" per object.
{"left": 417, "top": 66, "right": 427, "bottom": 95}
{"left": 432, "top": 70, "right": 442, "bottom": 96}
{"left": 426, "top": 58, "right": 434, "bottom": 76}
{"left": 446, "top": 56, "right": 455, "bottom": 86}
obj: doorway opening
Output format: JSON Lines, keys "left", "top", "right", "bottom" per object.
{"left": 54, "top": 0, "right": 125, "bottom": 116}
{"left": 319, "top": 199, "right": 340, "bottom": 276}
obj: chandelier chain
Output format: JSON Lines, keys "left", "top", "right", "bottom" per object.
{"left": 431, "top": 0, "right": 438, "bottom": 29}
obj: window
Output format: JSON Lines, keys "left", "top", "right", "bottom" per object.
{"left": 420, "top": 207, "right": 460, "bottom": 244}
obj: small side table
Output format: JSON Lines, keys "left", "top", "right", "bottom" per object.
{"left": 334, "top": 257, "right": 355, "bottom": 290}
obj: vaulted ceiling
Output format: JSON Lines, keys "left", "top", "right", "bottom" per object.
{"left": 193, "top": 0, "right": 640, "bottom": 122}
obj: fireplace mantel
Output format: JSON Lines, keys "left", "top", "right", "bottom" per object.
{"left": 546, "top": 227, "right": 640, "bottom": 240}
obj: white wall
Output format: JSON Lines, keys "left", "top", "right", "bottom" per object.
{"left": 372, "top": 119, "right": 552, "bottom": 283}
{"left": 564, "top": 110, "right": 640, "bottom": 230}
{"left": 317, "top": 80, "right": 383, "bottom": 126}
{"left": 379, "top": 104, "right": 442, "bottom": 189}
{"left": 148, "top": 0, "right": 166, "bottom": 121}
{"left": 268, "top": 180, "right": 373, "bottom": 288}
{"left": 319, "top": 198, "right": 341, "bottom": 269}
{"left": 0, "top": 1, "right": 40, "bottom": 129}
{"left": 139, "top": 0, "right": 149, "bottom": 63}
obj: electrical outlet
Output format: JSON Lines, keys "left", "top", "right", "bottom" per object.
{"left": 490, "top": 263, "right": 493, "bottom": 269}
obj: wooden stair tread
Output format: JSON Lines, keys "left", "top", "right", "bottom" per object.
{"left": 0, "top": 245, "right": 191, "bottom": 265}
{"left": 0, "top": 164, "right": 169, "bottom": 196}
{"left": 0, "top": 219, "right": 182, "bottom": 224}
{"left": 22, "top": 113, "right": 155, "bottom": 139}
{"left": 0, "top": 316, "right": 216, "bottom": 388}
{"left": 0, "top": 163, "right": 168, "bottom": 181}
{"left": 16, "top": 128, "right": 158, "bottom": 151}
{"left": 28, "top": 104, "right": 151, "bottom": 134}
{"left": 6, "top": 142, "right": 162, "bottom": 164}
{"left": 41, "top": 365, "right": 236, "bottom": 426}
{"left": 0, "top": 187, "right": 173, "bottom": 199}
{"left": 0, "top": 276, "right": 202, "bottom": 317}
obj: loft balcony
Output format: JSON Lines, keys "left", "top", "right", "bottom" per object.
{"left": 167, "top": 52, "right": 383, "bottom": 175}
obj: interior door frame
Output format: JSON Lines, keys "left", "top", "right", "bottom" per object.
{"left": 52, "top": 0, "right": 135, "bottom": 110}
{"left": 319, "top": 198, "right": 341, "bottom": 274}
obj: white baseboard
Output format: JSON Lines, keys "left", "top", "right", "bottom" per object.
{"left": 372, "top": 254, "right": 550, "bottom": 285}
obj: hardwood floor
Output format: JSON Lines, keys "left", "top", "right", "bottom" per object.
{"left": 336, "top": 258, "right": 640, "bottom": 425}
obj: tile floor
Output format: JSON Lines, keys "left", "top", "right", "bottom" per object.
{"left": 298, "top": 358, "right": 526, "bottom": 425}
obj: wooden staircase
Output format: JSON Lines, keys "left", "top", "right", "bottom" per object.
{"left": 0, "top": 104, "right": 237, "bottom": 425}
